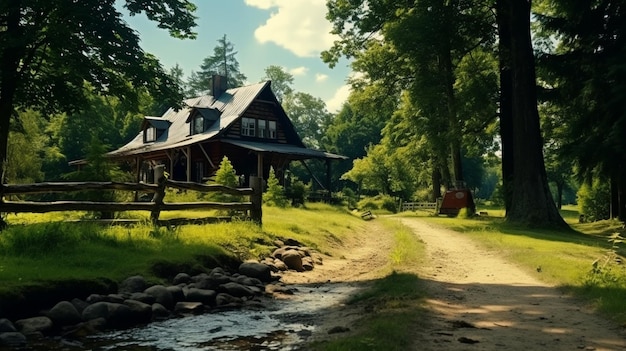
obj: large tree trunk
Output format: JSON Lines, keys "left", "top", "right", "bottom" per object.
{"left": 0, "top": 2, "right": 23, "bottom": 184}
{"left": 610, "top": 174, "right": 619, "bottom": 219}
{"left": 496, "top": 0, "right": 514, "bottom": 212}
{"left": 499, "top": 0, "right": 568, "bottom": 228}
{"left": 432, "top": 166, "right": 442, "bottom": 202}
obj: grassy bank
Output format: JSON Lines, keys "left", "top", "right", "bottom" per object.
{"left": 0, "top": 203, "right": 366, "bottom": 304}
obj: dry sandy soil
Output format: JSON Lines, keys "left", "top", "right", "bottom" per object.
{"left": 279, "top": 216, "right": 626, "bottom": 350}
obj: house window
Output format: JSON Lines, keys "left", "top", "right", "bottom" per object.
{"left": 144, "top": 126, "right": 156, "bottom": 142}
{"left": 192, "top": 114, "right": 204, "bottom": 135}
{"left": 241, "top": 117, "right": 255, "bottom": 137}
{"left": 258, "top": 120, "right": 267, "bottom": 138}
{"left": 268, "top": 121, "right": 277, "bottom": 139}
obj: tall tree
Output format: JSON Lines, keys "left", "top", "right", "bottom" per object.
{"left": 323, "top": 0, "right": 496, "bottom": 189}
{"left": 496, "top": 0, "right": 567, "bottom": 227}
{"left": 535, "top": 0, "right": 626, "bottom": 221}
{"left": 282, "top": 92, "right": 332, "bottom": 150}
{"left": 0, "top": 0, "right": 197, "bottom": 183}
{"left": 261, "top": 65, "right": 294, "bottom": 103}
{"left": 187, "top": 34, "right": 247, "bottom": 96}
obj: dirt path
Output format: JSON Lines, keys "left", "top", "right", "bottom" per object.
{"left": 280, "top": 216, "right": 626, "bottom": 350}
{"left": 398, "top": 217, "right": 626, "bottom": 351}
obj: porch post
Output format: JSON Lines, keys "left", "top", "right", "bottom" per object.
{"left": 257, "top": 153, "right": 264, "bottom": 180}
{"left": 186, "top": 146, "right": 191, "bottom": 182}
{"left": 326, "top": 159, "right": 332, "bottom": 193}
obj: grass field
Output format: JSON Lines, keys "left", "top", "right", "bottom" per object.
{"left": 1, "top": 202, "right": 625, "bottom": 350}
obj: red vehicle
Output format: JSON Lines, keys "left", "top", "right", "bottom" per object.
{"left": 438, "top": 182, "right": 476, "bottom": 216}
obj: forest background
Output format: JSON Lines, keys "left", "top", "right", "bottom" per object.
{"left": 1, "top": 0, "right": 625, "bottom": 228}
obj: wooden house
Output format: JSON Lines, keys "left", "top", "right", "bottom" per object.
{"left": 104, "top": 76, "right": 346, "bottom": 189}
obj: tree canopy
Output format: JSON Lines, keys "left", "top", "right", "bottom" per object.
{"left": 0, "top": 0, "right": 197, "bottom": 182}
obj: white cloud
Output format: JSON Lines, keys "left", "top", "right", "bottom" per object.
{"left": 245, "top": 0, "right": 337, "bottom": 57}
{"left": 315, "top": 73, "right": 328, "bottom": 82}
{"left": 289, "top": 66, "right": 308, "bottom": 76}
{"left": 325, "top": 84, "right": 351, "bottom": 113}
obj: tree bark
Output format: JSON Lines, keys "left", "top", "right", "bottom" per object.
{"left": 0, "top": 2, "right": 23, "bottom": 184}
{"left": 498, "top": 0, "right": 568, "bottom": 229}
{"left": 496, "top": 0, "right": 514, "bottom": 212}
{"left": 432, "top": 166, "right": 442, "bottom": 202}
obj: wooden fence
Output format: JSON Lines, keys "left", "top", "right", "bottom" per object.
{"left": 399, "top": 200, "right": 439, "bottom": 212}
{"left": 0, "top": 177, "right": 263, "bottom": 226}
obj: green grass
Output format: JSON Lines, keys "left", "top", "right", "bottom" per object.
{"left": 0, "top": 203, "right": 365, "bottom": 293}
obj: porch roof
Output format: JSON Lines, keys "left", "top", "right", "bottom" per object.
{"left": 221, "top": 139, "right": 348, "bottom": 160}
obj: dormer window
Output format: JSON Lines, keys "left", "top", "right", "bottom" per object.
{"left": 142, "top": 117, "right": 170, "bottom": 144}
{"left": 144, "top": 126, "right": 157, "bottom": 142}
{"left": 188, "top": 107, "right": 220, "bottom": 135}
{"left": 192, "top": 114, "right": 204, "bottom": 134}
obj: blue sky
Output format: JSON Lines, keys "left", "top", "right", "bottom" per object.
{"left": 120, "top": 0, "right": 352, "bottom": 112}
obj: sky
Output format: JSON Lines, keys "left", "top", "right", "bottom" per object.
{"left": 119, "top": 0, "right": 353, "bottom": 113}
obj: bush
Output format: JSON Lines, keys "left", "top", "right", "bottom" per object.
{"left": 357, "top": 194, "right": 398, "bottom": 213}
{"left": 263, "top": 167, "right": 288, "bottom": 207}
{"left": 339, "top": 187, "right": 358, "bottom": 209}
{"left": 285, "top": 179, "right": 310, "bottom": 207}
{"left": 577, "top": 179, "right": 610, "bottom": 222}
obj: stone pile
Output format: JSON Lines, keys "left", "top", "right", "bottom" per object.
{"left": 260, "top": 238, "right": 324, "bottom": 272}
{"left": 0, "top": 262, "right": 275, "bottom": 348}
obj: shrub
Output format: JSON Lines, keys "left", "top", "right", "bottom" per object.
{"left": 577, "top": 179, "right": 610, "bottom": 222}
{"left": 357, "top": 194, "right": 398, "bottom": 213}
{"left": 285, "top": 179, "right": 310, "bottom": 207}
{"left": 214, "top": 156, "right": 239, "bottom": 188}
{"left": 381, "top": 196, "right": 398, "bottom": 213}
{"left": 263, "top": 167, "right": 288, "bottom": 207}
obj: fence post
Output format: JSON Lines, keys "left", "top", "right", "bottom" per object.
{"left": 249, "top": 176, "right": 262, "bottom": 225}
{"left": 150, "top": 165, "right": 166, "bottom": 224}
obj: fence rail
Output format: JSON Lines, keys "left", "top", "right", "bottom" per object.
{"left": 0, "top": 178, "right": 263, "bottom": 226}
{"left": 400, "top": 201, "right": 438, "bottom": 212}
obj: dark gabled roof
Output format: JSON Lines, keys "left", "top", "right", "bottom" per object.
{"left": 108, "top": 81, "right": 273, "bottom": 158}
{"left": 143, "top": 117, "right": 171, "bottom": 131}
{"left": 221, "top": 139, "right": 348, "bottom": 160}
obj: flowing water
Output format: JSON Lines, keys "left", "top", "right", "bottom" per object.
{"left": 24, "top": 283, "right": 360, "bottom": 351}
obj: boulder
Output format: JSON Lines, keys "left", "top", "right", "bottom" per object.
{"left": 282, "top": 249, "right": 304, "bottom": 271}
{"left": 144, "top": 285, "right": 174, "bottom": 310}
{"left": 46, "top": 301, "right": 82, "bottom": 326}
{"left": 174, "top": 302, "right": 204, "bottom": 314}
{"left": 0, "top": 319, "right": 16, "bottom": 333}
{"left": 172, "top": 273, "right": 191, "bottom": 285}
{"left": 0, "top": 332, "right": 26, "bottom": 347}
{"left": 105, "top": 303, "right": 134, "bottom": 329}
{"left": 82, "top": 302, "right": 110, "bottom": 322}
{"left": 123, "top": 300, "right": 152, "bottom": 324}
{"left": 302, "top": 256, "right": 314, "bottom": 271}
{"left": 274, "top": 259, "right": 288, "bottom": 271}
{"left": 219, "top": 282, "right": 254, "bottom": 298}
{"left": 14, "top": 316, "right": 53, "bottom": 335}
{"left": 128, "top": 292, "right": 156, "bottom": 305}
{"left": 151, "top": 303, "right": 170, "bottom": 320}
{"left": 119, "top": 275, "right": 147, "bottom": 294}
{"left": 238, "top": 262, "right": 271, "bottom": 282}
{"left": 184, "top": 288, "right": 217, "bottom": 305}
{"left": 214, "top": 293, "right": 242, "bottom": 307}
{"left": 70, "top": 298, "right": 90, "bottom": 315}
{"left": 166, "top": 285, "right": 185, "bottom": 303}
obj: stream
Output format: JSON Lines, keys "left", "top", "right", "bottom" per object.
{"left": 23, "top": 283, "right": 360, "bottom": 351}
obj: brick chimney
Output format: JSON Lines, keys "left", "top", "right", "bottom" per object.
{"left": 212, "top": 75, "right": 227, "bottom": 98}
